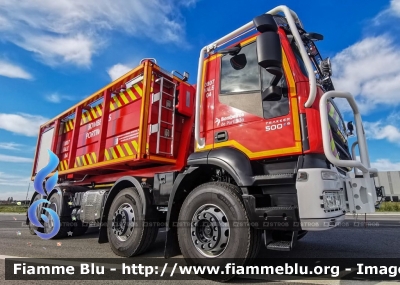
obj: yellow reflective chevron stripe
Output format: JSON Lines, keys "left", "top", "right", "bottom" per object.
{"left": 72, "top": 152, "right": 98, "bottom": 168}
{"left": 103, "top": 140, "right": 138, "bottom": 161}
{"left": 91, "top": 152, "right": 97, "bottom": 163}
{"left": 116, "top": 145, "right": 125, "bottom": 158}
{"left": 119, "top": 92, "right": 129, "bottom": 104}
{"left": 62, "top": 81, "right": 144, "bottom": 133}
{"left": 127, "top": 89, "right": 137, "bottom": 100}
{"left": 133, "top": 84, "right": 143, "bottom": 97}
{"left": 124, "top": 143, "right": 133, "bottom": 156}
{"left": 104, "top": 149, "right": 111, "bottom": 161}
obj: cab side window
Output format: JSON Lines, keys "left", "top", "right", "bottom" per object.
{"left": 219, "top": 42, "right": 263, "bottom": 118}
{"left": 219, "top": 41, "right": 289, "bottom": 119}
{"left": 220, "top": 42, "right": 259, "bottom": 94}
{"left": 261, "top": 68, "right": 289, "bottom": 119}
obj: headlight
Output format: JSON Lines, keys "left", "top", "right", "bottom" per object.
{"left": 297, "top": 172, "right": 308, "bottom": 181}
{"left": 323, "top": 191, "right": 341, "bottom": 210}
{"left": 321, "top": 171, "right": 338, "bottom": 180}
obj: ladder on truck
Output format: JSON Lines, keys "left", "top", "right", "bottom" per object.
{"left": 151, "top": 75, "right": 177, "bottom": 156}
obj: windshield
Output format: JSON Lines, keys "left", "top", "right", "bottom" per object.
{"left": 290, "top": 40, "right": 308, "bottom": 77}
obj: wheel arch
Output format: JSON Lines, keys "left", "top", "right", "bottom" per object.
{"left": 164, "top": 147, "right": 254, "bottom": 258}
{"left": 189, "top": 147, "right": 254, "bottom": 186}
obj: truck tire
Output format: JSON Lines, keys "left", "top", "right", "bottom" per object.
{"left": 43, "top": 191, "right": 71, "bottom": 239}
{"left": 28, "top": 194, "right": 41, "bottom": 235}
{"left": 177, "top": 182, "right": 261, "bottom": 281}
{"left": 107, "top": 187, "right": 158, "bottom": 257}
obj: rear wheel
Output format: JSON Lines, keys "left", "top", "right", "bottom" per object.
{"left": 177, "top": 182, "right": 261, "bottom": 281}
{"left": 28, "top": 194, "right": 41, "bottom": 235}
{"left": 107, "top": 188, "right": 158, "bottom": 257}
{"left": 44, "top": 191, "right": 71, "bottom": 239}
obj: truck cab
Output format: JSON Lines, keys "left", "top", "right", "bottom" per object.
{"left": 189, "top": 7, "right": 380, "bottom": 245}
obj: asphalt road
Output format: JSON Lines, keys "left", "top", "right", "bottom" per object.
{"left": 0, "top": 213, "right": 399, "bottom": 285}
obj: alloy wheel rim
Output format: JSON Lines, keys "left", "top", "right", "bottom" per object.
{"left": 190, "top": 204, "right": 230, "bottom": 257}
{"left": 112, "top": 203, "right": 135, "bottom": 241}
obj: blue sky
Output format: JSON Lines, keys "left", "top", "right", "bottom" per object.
{"left": 1, "top": 0, "right": 400, "bottom": 200}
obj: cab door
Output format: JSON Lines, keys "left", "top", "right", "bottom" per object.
{"left": 212, "top": 37, "right": 302, "bottom": 160}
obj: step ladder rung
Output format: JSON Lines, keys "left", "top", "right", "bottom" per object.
{"left": 161, "top": 92, "right": 174, "bottom": 97}
{"left": 161, "top": 106, "right": 173, "bottom": 111}
{"left": 160, "top": 120, "right": 173, "bottom": 125}
{"left": 156, "top": 77, "right": 175, "bottom": 85}
{"left": 155, "top": 76, "right": 177, "bottom": 157}
{"left": 157, "top": 151, "right": 172, "bottom": 155}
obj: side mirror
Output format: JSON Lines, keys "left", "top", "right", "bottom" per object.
{"left": 230, "top": 54, "right": 247, "bottom": 70}
{"left": 256, "top": 33, "right": 282, "bottom": 71}
{"left": 253, "top": 14, "right": 278, "bottom": 33}
{"left": 253, "top": 14, "right": 283, "bottom": 86}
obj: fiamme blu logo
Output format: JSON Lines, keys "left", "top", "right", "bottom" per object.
{"left": 27, "top": 150, "right": 60, "bottom": 239}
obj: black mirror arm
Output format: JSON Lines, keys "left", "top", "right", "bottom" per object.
{"left": 262, "top": 86, "right": 282, "bottom": 102}
{"left": 265, "top": 66, "right": 283, "bottom": 86}
{"left": 270, "top": 75, "right": 282, "bottom": 86}
{"left": 218, "top": 45, "right": 241, "bottom": 55}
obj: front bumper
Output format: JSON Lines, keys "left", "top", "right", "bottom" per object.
{"left": 242, "top": 167, "right": 347, "bottom": 231}
{"left": 296, "top": 168, "right": 346, "bottom": 231}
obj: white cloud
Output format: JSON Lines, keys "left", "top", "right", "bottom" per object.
{"left": 15, "top": 34, "right": 96, "bottom": 67}
{"left": 364, "top": 120, "right": 400, "bottom": 145}
{"left": 0, "top": 113, "right": 48, "bottom": 137}
{"left": 355, "top": 155, "right": 400, "bottom": 171}
{"left": 0, "top": 142, "right": 23, "bottom": 150}
{"left": 0, "top": 190, "right": 28, "bottom": 200}
{"left": 0, "top": 60, "right": 32, "bottom": 79}
{"left": 0, "top": 172, "right": 32, "bottom": 201}
{"left": 107, "top": 64, "right": 133, "bottom": 81}
{"left": 45, "top": 93, "right": 74, "bottom": 103}
{"left": 0, "top": 154, "right": 32, "bottom": 163}
{"left": 371, "top": 159, "right": 400, "bottom": 171}
{"left": 374, "top": 0, "right": 400, "bottom": 23}
{"left": 0, "top": 172, "right": 31, "bottom": 194}
{"left": 0, "top": 15, "right": 10, "bottom": 30}
{"left": 390, "top": 0, "right": 400, "bottom": 16}
{"left": 179, "top": 0, "right": 198, "bottom": 7}
{"left": 332, "top": 35, "right": 400, "bottom": 113}
{"left": 0, "top": 0, "right": 196, "bottom": 67}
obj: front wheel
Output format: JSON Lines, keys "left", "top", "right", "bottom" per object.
{"left": 177, "top": 182, "right": 261, "bottom": 281}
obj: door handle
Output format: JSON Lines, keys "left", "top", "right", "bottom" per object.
{"left": 214, "top": 131, "right": 228, "bottom": 143}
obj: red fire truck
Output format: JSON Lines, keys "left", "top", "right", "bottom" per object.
{"left": 28, "top": 5, "right": 381, "bottom": 270}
